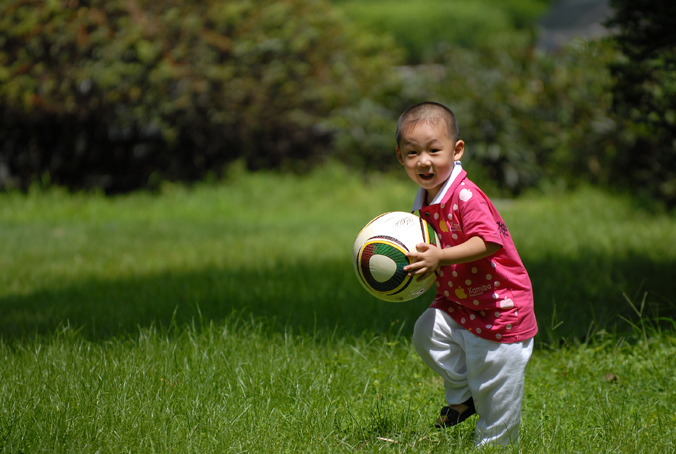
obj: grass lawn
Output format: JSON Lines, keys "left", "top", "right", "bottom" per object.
{"left": 1, "top": 164, "right": 675, "bottom": 452}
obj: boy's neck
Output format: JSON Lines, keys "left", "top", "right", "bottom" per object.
{"left": 425, "top": 190, "right": 435, "bottom": 206}
{"left": 424, "top": 184, "right": 444, "bottom": 205}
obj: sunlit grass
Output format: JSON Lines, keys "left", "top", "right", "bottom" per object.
{"left": 1, "top": 165, "right": 676, "bottom": 452}
{"left": 1, "top": 316, "right": 674, "bottom": 452}
{"left": 1, "top": 164, "right": 676, "bottom": 340}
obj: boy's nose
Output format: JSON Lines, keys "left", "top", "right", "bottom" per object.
{"left": 418, "top": 157, "right": 431, "bottom": 167}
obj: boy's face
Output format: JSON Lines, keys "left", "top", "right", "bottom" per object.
{"left": 396, "top": 121, "right": 464, "bottom": 202}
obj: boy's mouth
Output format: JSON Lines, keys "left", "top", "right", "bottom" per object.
{"left": 419, "top": 173, "right": 434, "bottom": 181}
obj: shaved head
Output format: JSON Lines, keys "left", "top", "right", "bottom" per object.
{"left": 396, "top": 102, "right": 459, "bottom": 146}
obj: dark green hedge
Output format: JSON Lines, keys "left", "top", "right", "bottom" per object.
{"left": 606, "top": 0, "right": 676, "bottom": 207}
{"left": 434, "top": 39, "right": 618, "bottom": 194}
{"left": 0, "top": 0, "right": 400, "bottom": 192}
{"left": 2, "top": 0, "right": 674, "bottom": 206}
{"left": 330, "top": 37, "right": 618, "bottom": 196}
{"left": 334, "top": 0, "right": 551, "bottom": 64}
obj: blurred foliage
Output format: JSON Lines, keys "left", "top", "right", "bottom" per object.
{"left": 606, "top": 0, "right": 676, "bottom": 207}
{"left": 332, "top": 0, "right": 551, "bottom": 64}
{"left": 0, "top": 0, "right": 401, "bottom": 192}
{"left": 434, "top": 38, "right": 618, "bottom": 194}
{"left": 2, "top": 0, "right": 673, "bottom": 206}
{"left": 329, "top": 37, "right": 618, "bottom": 196}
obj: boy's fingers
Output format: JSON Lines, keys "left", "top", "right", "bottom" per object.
{"left": 403, "top": 261, "right": 421, "bottom": 272}
{"left": 407, "top": 265, "right": 428, "bottom": 277}
{"left": 405, "top": 253, "right": 422, "bottom": 265}
{"left": 415, "top": 243, "right": 430, "bottom": 252}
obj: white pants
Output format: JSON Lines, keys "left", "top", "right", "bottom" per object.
{"left": 413, "top": 308, "right": 533, "bottom": 446}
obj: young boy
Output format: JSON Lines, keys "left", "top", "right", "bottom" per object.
{"left": 395, "top": 102, "right": 538, "bottom": 446}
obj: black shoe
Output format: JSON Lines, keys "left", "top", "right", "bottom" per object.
{"left": 434, "top": 397, "right": 476, "bottom": 428}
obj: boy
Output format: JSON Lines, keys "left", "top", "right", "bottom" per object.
{"left": 395, "top": 102, "right": 537, "bottom": 446}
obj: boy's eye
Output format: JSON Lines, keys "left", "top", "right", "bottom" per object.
{"left": 430, "top": 148, "right": 439, "bottom": 153}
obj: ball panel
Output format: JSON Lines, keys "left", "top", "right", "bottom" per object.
{"left": 354, "top": 212, "right": 389, "bottom": 239}
{"left": 358, "top": 239, "right": 409, "bottom": 294}
{"left": 422, "top": 218, "right": 439, "bottom": 247}
{"left": 369, "top": 255, "right": 397, "bottom": 283}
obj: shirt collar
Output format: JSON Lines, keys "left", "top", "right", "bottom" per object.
{"left": 412, "top": 161, "right": 464, "bottom": 211}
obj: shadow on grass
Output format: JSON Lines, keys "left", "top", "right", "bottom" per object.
{"left": 1, "top": 251, "right": 674, "bottom": 342}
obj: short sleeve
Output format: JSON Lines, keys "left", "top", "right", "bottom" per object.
{"left": 457, "top": 186, "right": 503, "bottom": 247}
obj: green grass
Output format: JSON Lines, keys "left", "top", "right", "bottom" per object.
{"left": 2, "top": 318, "right": 675, "bottom": 452}
{"left": 2, "top": 165, "right": 674, "bottom": 341}
{"left": 1, "top": 165, "right": 676, "bottom": 452}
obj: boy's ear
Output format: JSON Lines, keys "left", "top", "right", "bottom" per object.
{"left": 396, "top": 146, "right": 404, "bottom": 165}
{"left": 453, "top": 140, "right": 465, "bottom": 161}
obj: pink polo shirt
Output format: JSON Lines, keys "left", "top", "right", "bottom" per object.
{"left": 413, "top": 164, "right": 538, "bottom": 343}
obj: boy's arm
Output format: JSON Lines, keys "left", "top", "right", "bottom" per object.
{"left": 403, "top": 236, "right": 501, "bottom": 280}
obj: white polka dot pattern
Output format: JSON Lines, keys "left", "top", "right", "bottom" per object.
{"left": 415, "top": 177, "right": 536, "bottom": 344}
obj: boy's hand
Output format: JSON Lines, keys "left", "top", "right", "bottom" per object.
{"left": 404, "top": 243, "right": 441, "bottom": 281}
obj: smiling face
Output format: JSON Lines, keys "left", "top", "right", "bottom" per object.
{"left": 396, "top": 121, "right": 464, "bottom": 204}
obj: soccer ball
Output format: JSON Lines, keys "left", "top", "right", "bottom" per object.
{"left": 353, "top": 211, "right": 440, "bottom": 302}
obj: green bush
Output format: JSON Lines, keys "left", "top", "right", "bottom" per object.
{"left": 605, "top": 0, "right": 676, "bottom": 207}
{"left": 333, "top": 0, "right": 551, "bottom": 64}
{"left": 0, "top": 0, "right": 400, "bottom": 192}
{"left": 433, "top": 39, "right": 618, "bottom": 193}
{"left": 328, "top": 37, "right": 618, "bottom": 195}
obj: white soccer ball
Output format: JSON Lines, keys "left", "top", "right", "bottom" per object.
{"left": 353, "top": 211, "right": 440, "bottom": 302}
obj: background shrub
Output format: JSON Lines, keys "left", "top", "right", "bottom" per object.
{"left": 328, "top": 37, "right": 617, "bottom": 195}
{"left": 3, "top": 0, "right": 673, "bottom": 206}
{"left": 605, "top": 0, "right": 676, "bottom": 207}
{"left": 0, "top": 0, "right": 400, "bottom": 192}
{"left": 433, "top": 38, "right": 617, "bottom": 194}
{"left": 329, "top": 0, "right": 676, "bottom": 205}
{"left": 333, "top": 0, "right": 550, "bottom": 64}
